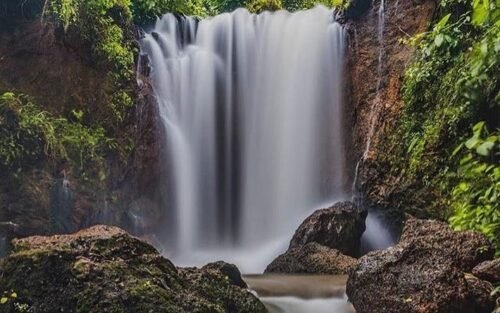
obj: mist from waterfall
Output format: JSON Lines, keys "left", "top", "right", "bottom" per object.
{"left": 139, "top": 6, "right": 346, "bottom": 273}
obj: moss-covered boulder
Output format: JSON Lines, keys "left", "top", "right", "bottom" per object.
{"left": 0, "top": 225, "right": 266, "bottom": 313}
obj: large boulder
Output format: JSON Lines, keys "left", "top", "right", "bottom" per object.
{"left": 289, "top": 201, "right": 367, "bottom": 257}
{"left": 400, "top": 218, "right": 495, "bottom": 271}
{"left": 202, "top": 261, "right": 247, "bottom": 288}
{"left": 265, "top": 242, "right": 357, "bottom": 275}
{"left": 0, "top": 225, "right": 266, "bottom": 313}
{"left": 472, "top": 259, "right": 500, "bottom": 283}
{"left": 347, "top": 218, "right": 496, "bottom": 313}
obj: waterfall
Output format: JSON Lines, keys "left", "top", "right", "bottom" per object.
{"left": 50, "top": 178, "right": 74, "bottom": 233}
{"left": 140, "top": 6, "right": 346, "bottom": 272}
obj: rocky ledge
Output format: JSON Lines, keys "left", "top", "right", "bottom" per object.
{"left": 0, "top": 225, "right": 265, "bottom": 313}
{"left": 347, "top": 217, "right": 497, "bottom": 313}
{"left": 265, "top": 242, "right": 357, "bottom": 274}
{"left": 266, "top": 201, "right": 366, "bottom": 274}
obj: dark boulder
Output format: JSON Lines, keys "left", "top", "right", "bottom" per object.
{"left": 265, "top": 242, "right": 357, "bottom": 275}
{"left": 472, "top": 259, "right": 500, "bottom": 283}
{"left": 400, "top": 218, "right": 495, "bottom": 271}
{"left": 0, "top": 225, "right": 266, "bottom": 313}
{"left": 289, "top": 201, "right": 367, "bottom": 257}
{"left": 202, "top": 261, "right": 247, "bottom": 288}
{"left": 464, "top": 273, "right": 496, "bottom": 312}
{"left": 347, "top": 218, "right": 496, "bottom": 313}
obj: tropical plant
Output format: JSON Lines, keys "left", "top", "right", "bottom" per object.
{"left": 449, "top": 122, "right": 500, "bottom": 255}
{"left": 379, "top": 0, "right": 499, "bottom": 216}
{"left": 247, "top": 0, "right": 283, "bottom": 13}
{"left": 0, "top": 92, "right": 115, "bottom": 174}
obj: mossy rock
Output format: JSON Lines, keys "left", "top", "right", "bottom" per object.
{"left": 0, "top": 225, "right": 266, "bottom": 313}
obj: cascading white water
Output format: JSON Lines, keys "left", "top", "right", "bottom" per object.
{"left": 139, "top": 6, "right": 346, "bottom": 272}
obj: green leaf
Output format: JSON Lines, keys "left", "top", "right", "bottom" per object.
{"left": 473, "top": 121, "right": 485, "bottom": 135}
{"left": 435, "top": 34, "right": 445, "bottom": 47}
{"left": 0, "top": 297, "right": 7, "bottom": 304}
{"left": 435, "top": 14, "right": 451, "bottom": 29}
{"left": 452, "top": 142, "right": 464, "bottom": 156}
{"left": 465, "top": 137, "right": 480, "bottom": 149}
{"left": 476, "top": 141, "right": 495, "bottom": 156}
{"left": 472, "top": 0, "right": 490, "bottom": 25}
{"left": 484, "top": 135, "right": 496, "bottom": 142}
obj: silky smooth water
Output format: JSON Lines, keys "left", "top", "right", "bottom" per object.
{"left": 140, "top": 6, "right": 346, "bottom": 272}
{"left": 245, "top": 275, "right": 354, "bottom": 313}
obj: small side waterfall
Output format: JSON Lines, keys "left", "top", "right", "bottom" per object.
{"left": 50, "top": 178, "right": 74, "bottom": 233}
{"left": 140, "top": 6, "right": 347, "bottom": 272}
{"left": 352, "top": 0, "right": 394, "bottom": 253}
{"left": 352, "top": 0, "right": 386, "bottom": 194}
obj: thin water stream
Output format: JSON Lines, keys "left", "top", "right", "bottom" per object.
{"left": 352, "top": 0, "right": 386, "bottom": 193}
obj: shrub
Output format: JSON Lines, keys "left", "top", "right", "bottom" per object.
{"left": 0, "top": 92, "right": 115, "bottom": 175}
{"left": 449, "top": 122, "right": 500, "bottom": 256}
{"left": 379, "top": 0, "right": 499, "bottom": 216}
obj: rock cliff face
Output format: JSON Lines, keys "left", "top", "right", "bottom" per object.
{"left": 0, "top": 225, "right": 266, "bottom": 313}
{"left": 0, "top": 10, "right": 163, "bottom": 248}
{"left": 0, "top": 0, "right": 439, "bottom": 255}
{"left": 346, "top": 0, "right": 436, "bottom": 204}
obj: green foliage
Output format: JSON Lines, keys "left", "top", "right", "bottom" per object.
{"left": 371, "top": 0, "right": 500, "bottom": 255}
{"left": 217, "top": 0, "right": 249, "bottom": 12}
{"left": 247, "top": 0, "right": 346, "bottom": 13}
{"left": 49, "top": 0, "right": 135, "bottom": 127}
{"left": 131, "top": 0, "right": 214, "bottom": 23}
{"left": 380, "top": 0, "right": 499, "bottom": 216}
{"left": 449, "top": 123, "right": 499, "bottom": 255}
{"left": 247, "top": 0, "right": 283, "bottom": 13}
{"left": 282, "top": 0, "right": 347, "bottom": 11}
{"left": 0, "top": 92, "right": 115, "bottom": 175}
{"left": 131, "top": 0, "right": 347, "bottom": 20}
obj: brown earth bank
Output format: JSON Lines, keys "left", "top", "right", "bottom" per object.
{"left": 0, "top": 225, "right": 266, "bottom": 313}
